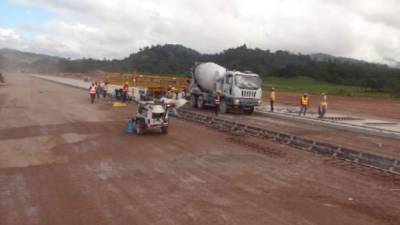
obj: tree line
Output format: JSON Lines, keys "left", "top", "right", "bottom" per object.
{"left": 2, "top": 44, "right": 400, "bottom": 95}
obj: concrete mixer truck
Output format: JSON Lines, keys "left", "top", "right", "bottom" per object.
{"left": 189, "top": 62, "right": 262, "bottom": 114}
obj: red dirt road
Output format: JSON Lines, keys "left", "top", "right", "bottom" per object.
{"left": 1, "top": 73, "right": 400, "bottom": 225}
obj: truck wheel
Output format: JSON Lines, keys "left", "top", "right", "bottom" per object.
{"left": 243, "top": 107, "right": 254, "bottom": 115}
{"left": 197, "top": 95, "right": 204, "bottom": 109}
{"left": 161, "top": 126, "right": 168, "bottom": 134}
{"left": 220, "top": 100, "right": 227, "bottom": 114}
{"left": 136, "top": 119, "right": 145, "bottom": 135}
{"left": 190, "top": 95, "right": 197, "bottom": 108}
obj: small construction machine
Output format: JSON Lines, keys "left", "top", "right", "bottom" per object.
{"left": 135, "top": 100, "right": 169, "bottom": 135}
{"left": 133, "top": 98, "right": 188, "bottom": 135}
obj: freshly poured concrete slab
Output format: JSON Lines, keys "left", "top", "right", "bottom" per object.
{"left": 256, "top": 104, "right": 400, "bottom": 139}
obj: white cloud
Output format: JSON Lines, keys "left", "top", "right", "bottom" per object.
{"left": 3, "top": 0, "right": 400, "bottom": 65}
{"left": 0, "top": 28, "right": 21, "bottom": 42}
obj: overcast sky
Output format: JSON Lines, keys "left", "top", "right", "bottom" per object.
{"left": 0, "top": 0, "right": 399, "bottom": 65}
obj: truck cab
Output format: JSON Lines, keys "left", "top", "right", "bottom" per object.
{"left": 218, "top": 71, "right": 262, "bottom": 114}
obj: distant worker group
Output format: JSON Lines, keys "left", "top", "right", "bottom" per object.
{"left": 88, "top": 81, "right": 110, "bottom": 104}
{"left": 166, "top": 87, "right": 186, "bottom": 100}
{"left": 268, "top": 87, "right": 328, "bottom": 118}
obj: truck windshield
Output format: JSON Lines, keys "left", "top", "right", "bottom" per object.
{"left": 235, "top": 75, "right": 261, "bottom": 90}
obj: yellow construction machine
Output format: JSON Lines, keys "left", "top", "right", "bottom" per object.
{"left": 105, "top": 72, "right": 190, "bottom": 96}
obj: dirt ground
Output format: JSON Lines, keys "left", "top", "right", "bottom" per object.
{"left": 263, "top": 92, "right": 400, "bottom": 121}
{"left": 1, "top": 73, "right": 400, "bottom": 225}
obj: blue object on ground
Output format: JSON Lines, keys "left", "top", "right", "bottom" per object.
{"left": 126, "top": 119, "right": 135, "bottom": 134}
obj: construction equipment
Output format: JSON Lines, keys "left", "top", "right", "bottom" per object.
{"left": 189, "top": 62, "right": 262, "bottom": 114}
{"left": 134, "top": 100, "right": 170, "bottom": 135}
{"left": 133, "top": 98, "right": 187, "bottom": 135}
{"left": 106, "top": 72, "right": 190, "bottom": 97}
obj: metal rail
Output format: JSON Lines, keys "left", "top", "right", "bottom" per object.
{"left": 177, "top": 109, "right": 400, "bottom": 175}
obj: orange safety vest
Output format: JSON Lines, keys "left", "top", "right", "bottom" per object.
{"left": 215, "top": 95, "right": 221, "bottom": 105}
{"left": 301, "top": 96, "right": 309, "bottom": 106}
{"left": 89, "top": 86, "right": 96, "bottom": 94}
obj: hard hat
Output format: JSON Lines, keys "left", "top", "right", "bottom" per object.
{"left": 125, "top": 82, "right": 129, "bottom": 85}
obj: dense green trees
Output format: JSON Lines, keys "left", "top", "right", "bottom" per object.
{"left": 55, "top": 44, "right": 400, "bottom": 95}
{"left": 2, "top": 44, "right": 400, "bottom": 95}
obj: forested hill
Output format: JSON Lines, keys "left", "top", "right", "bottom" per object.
{"left": 1, "top": 44, "right": 400, "bottom": 94}
{"left": 61, "top": 44, "right": 400, "bottom": 94}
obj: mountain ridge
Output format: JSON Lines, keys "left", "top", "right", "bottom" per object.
{"left": 1, "top": 44, "right": 399, "bottom": 95}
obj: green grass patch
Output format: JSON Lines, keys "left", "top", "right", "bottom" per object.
{"left": 263, "top": 76, "right": 394, "bottom": 99}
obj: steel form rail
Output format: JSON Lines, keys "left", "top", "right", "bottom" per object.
{"left": 177, "top": 109, "right": 400, "bottom": 175}
{"left": 255, "top": 108, "right": 400, "bottom": 140}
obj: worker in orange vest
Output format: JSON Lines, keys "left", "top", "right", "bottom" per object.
{"left": 215, "top": 92, "right": 221, "bottom": 116}
{"left": 299, "top": 93, "right": 310, "bottom": 116}
{"left": 318, "top": 93, "right": 328, "bottom": 118}
{"left": 89, "top": 83, "right": 97, "bottom": 104}
{"left": 270, "top": 87, "right": 276, "bottom": 112}
{"left": 122, "top": 82, "right": 129, "bottom": 102}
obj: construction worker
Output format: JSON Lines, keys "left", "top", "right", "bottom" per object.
{"left": 96, "top": 82, "right": 103, "bottom": 99}
{"left": 299, "top": 93, "right": 310, "bottom": 116}
{"left": 270, "top": 87, "right": 276, "bottom": 112}
{"left": 102, "top": 81, "right": 109, "bottom": 98}
{"left": 215, "top": 92, "right": 221, "bottom": 116}
{"left": 122, "top": 82, "right": 129, "bottom": 102}
{"left": 89, "top": 83, "right": 97, "bottom": 104}
{"left": 181, "top": 89, "right": 186, "bottom": 99}
{"left": 318, "top": 93, "right": 328, "bottom": 118}
{"left": 177, "top": 89, "right": 184, "bottom": 99}
{"left": 115, "top": 88, "right": 122, "bottom": 100}
{"left": 170, "top": 87, "right": 177, "bottom": 100}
